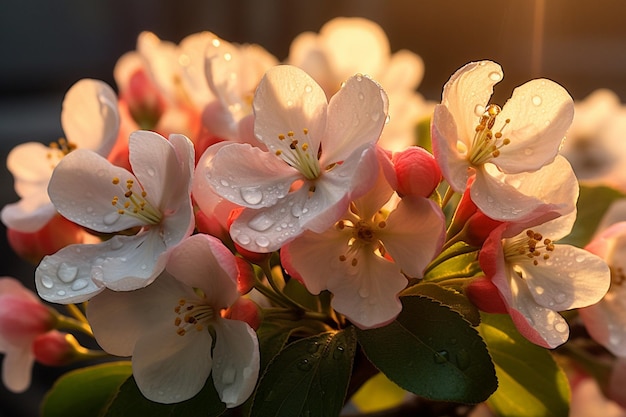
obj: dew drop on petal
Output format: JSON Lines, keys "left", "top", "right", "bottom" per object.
{"left": 489, "top": 71, "right": 502, "bottom": 82}
{"left": 535, "top": 286, "right": 545, "bottom": 295}
{"left": 575, "top": 255, "right": 586, "bottom": 263}
{"left": 554, "top": 293, "right": 567, "bottom": 304}
{"left": 103, "top": 211, "right": 121, "bottom": 225}
{"left": 474, "top": 104, "right": 485, "bottom": 117}
{"left": 358, "top": 92, "right": 364, "bottom": 100}
{"left": 532, "top": 95, "right": 542, "bottom": 106}
{"left": 57, "top": 262, "right": 78, "bottom": 283}
{"left": 240, "top": 186, "right": 263, "bottom": 205}
{"left": 255, "top": 236, "right": 270, "bottom": 248}
{"left": 555, "top": 322, "right": 568, "bottom": 333}
{"left": 57, "top": 290, "right": 66, "bottom": 297}
{"left": 248, "top": 213, "right": 274, "bottom": 232}
{"left": 86, "top": 206, "right": 93, "bottom": 214}
{"left": 109, "top": 239, "right": 124, "bottom": 250}
{"left": 333, "top": 346, "right": 345, "bottom": 360}
{"left": 41, "top": 276, "right": 54, "bottom": 289}
{"left": 147, "top": 168, "right": 156, "bottom": 177}
{"left": 524, "top": 148, "right": 534, "bottom": 156}
{"left": 220, "top": 179, "right": 230, "bottom": 187}
{"left": 71, "top": 278, "right": 89, "bottom": 291}
{"left": 358, "top": 287, "right": 369, "bottom": 298}
{"left": 304, "top": 85, "right": 312, "bottom": 93}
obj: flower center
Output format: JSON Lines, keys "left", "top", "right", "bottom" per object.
{"left": 274, "top": 129, "right": 322, "bottom": 180}
{"left": 504, "top": 229, "right": 555, "bottom": 267}
{"left": 110, "top": 177, "right": 162, "bottom": 224}
{"left": 173, "top": 297, "right": 215, "bottom": 336}
{"left": 334, "top": 207, "right": 388, "bottom": 267}
{"left": 467, "top": 104, "right": 511, "bottom": 166}
{"left": 46, "top": 138, "right": 77, "bottom": 170}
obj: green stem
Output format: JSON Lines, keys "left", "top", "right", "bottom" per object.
{"left": 54, "top": 314, "right": 94, "bottom": 337}
{"left": 441, "top": 186, "right": 456, "bottom": 209}
{"left": 66, "top": 303, "right": 88, "bottom": 323}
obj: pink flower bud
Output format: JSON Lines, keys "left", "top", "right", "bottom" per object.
{"left": 393, "top": 146, "right": 441, "bottom": 198}
{"left": 464, "top": 276, "right": 508, "bottom": 314}
{"left": 32, "top": 331, "right": 79, "bottom": 366}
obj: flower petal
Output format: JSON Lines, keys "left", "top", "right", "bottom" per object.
{"left": 1, "top": 201, "right": 57, "bottom": 233}
{"left": 206, "top": 142, "right": 300, "bottom": 208}
{"left": 580, "top": 294, "right": 626, "bottom": 357}
{"left": 48, "top": 149, "right": 146, "bottom": 233}
{"left": 253, "top": 65, "right": 327, "bottom": 156}
{"left": 132, "top": 320, "right": 213, "bottom": 404}
{"left": 212, "top": 319, "right": 260, "bottom": 408}
{"left": 61, "top": 78, "right": 120, "bottom": 156}
{"left": 320, "top": 73, "right": 388, "bottom": 164}
{"left": 166, "top": 234, "right": 239, "bottom": 308}
{"left": 496, "top": 79, "right": 574, "bottom": 173}
{"left": 381, "top": 198, "right": 445, "bottom": 278}
{"left": 441, "top": 60, "right": 503, "bottom": 147}
{"left": 2, "top": 347, "right": 34, "bottom": 393}
{"left": 328, "top": 251, "right": 406, "bottom": 329}
{"left": 520, "top": 244, "right": 610, "bottom": 311}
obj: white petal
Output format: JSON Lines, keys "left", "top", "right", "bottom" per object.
{"left": 441, "top": 60, "right": 503, "bottom": 145}
{"left": 61, "top": 79, "right": 120, "bottom": 156}
{"left": 133, "top": 321, "right": 213, "bottom": 404}
{"left": 496, "top": 79, "right": 574, "bottom": 173}
{"left": 212, "top": 319, "right": 260, "bottom": 408}
{"left": 381, "top": 198, "right": 445, "bottom": 278}
{"left": 2, "top": 348, "right": 34, "bottom": 393}
{"left": 48, "top": 149, "right": 146, "bottom": 233}
{"left": 1, "top": 201, "right": 57, "bottom": 232}
{"left": 328, "top": 251, "right": 406, "bottom": 329}
{"left": 166, "top": 234, "right": 239, "bottom": 308}
{"left": 431, "top": 105, "right": 472, "bottom": 193}
{"left": 580, "top": 295, "right": 626, "bottom": 357}
{"left": 87, "top": 272, "right": 193, "bottom": 356}
{"left": 253, "top": 65, "right": 327, "bottom": 156}
{"left": 520, "top": 244, "right": 610, "bottom": 310}
{"left": 207, "top": 143, "right": 300, "bottom": 208}
{"left": 321, "top": 74, "right": 388, "bottom": 164}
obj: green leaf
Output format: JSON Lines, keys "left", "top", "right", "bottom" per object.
{"left": 402, "top": 282, "right": 481, "bottom": 326}
{"left": 104, "top": 374, "right": 226, "bottom": 417}
{"left": 560, "top": 185, "right": 625, "bottom": 247}
{"left": 41, "top": 361, "right": 132, "bottom": 417}
{"left": 479, "top": 313, "right": 570, "bottom": 417}
{"left": 250, "top": 328, "right": 357, "bottom": 417}
{"left": 356, "top": 295, "right": 497, "bottom": 403}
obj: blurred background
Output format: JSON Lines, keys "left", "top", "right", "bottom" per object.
{"left": 2, "top": 0, "right": 626, "bottom": 415}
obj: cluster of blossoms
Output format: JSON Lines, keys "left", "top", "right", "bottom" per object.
{"left": 1, "top": 16, "right": 625, "bottom": 417}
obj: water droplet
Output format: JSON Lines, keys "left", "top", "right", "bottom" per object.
{"left": 57, "top": 262, "right": 78, "bottom": 283}
{"left": 287, "top": 100, "right": 294, "bottom": 107}
{"left": 555, "top": 322, "right": 568, "bottom": 333}
{"left": 524, "top": 148, "right": 534, "bottom": 156}
{"left": 220, "top": 179, "right": 230, "bottom": 187}
{"left": 433, "top": 350, "right": 449, "bottom": 364}
{"left": 109, "top": 239, "right": 124, "bottom": 250}
{"left": 236, "top": 234, "right": 251, "bottom": 245}
{"left": 333, "top": 346, "right": 345, "bottom": 360}
{"left": 358, "top": 92, "right": 364, "bottom": 100}
{"left": 474, "top": 104, "right": 485, "bottom": 116}
{"left": 356, "top": 74, "right": 363, "bottom": 82}
{"left": 41, "top": 276, "right": 54, "bottom": 289}
{"left": 456, "top": 349, "right": 470, "bottom": 369}
{"left": 97, "top": 169, "right": 106, "bottom": 177}
{"left": 489, "top": 71, "right": 502, "bottom": 82}
{"left": 86, "top": 206, "right": 93, "bottom": 213}
{"left": 147, "top": 168, "right": 155, "bottom": 177}
{"left": 304, "top": 85, "right": 312, "bottom": 93}
{"left": 240, "top": 186, "right": 263, "bottom": 205}
{"left": 57, "top": 290, "right": 66, "bottom": 296}
{"left": 140, "top": 264, "right": 147, "bottom": 270}
{"left": 307, "top": 341, "right": 320, "bottom": 354}
{"left": 297, "top": 358, "right": 312, "bottom": 371}
{"left": 291, "top": 204, "right": 303, "bottom": 217}
{"left": 71, "top": 278, "right": 89, "bottom": 291}
{"left": 248, "top": 213, "right": 274, "bottom": 232}
{"left": 535, "top": 286, "right": 545, "bottom": 295}
{"left": 103, "top": 211, "right": 121, "bottom": 225}
{"left": 575, "top": 255, "right": 586, "bottom": 263}
{"left": 255, "top": 236, "right": 270, "bottom": 248}
{"left": 358, "top": 287, "right": 369, "bottom": 298}
{"left": 532, "top": 95, "right": 542, "bottom": 106}
{"left": 554, "top": 293, "right": 567, "bottom": 304}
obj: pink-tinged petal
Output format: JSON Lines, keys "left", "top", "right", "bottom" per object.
{"left": 519, "top": 245, "right": 610, "bottom": 310}
{"left": 287, "top": 32, "right": 333, "bottom": 93}
{"left": 580, "top": 294, "right": 626, "bottom": 357}
{"left": 589, "top": 218, "right": 626, "bottom": 258}
{"left": 431, "top": 105, "right": 472, "bottom": 193}
{"left": 253, "top": 65, "right": 327, "bottom": 156}
{"left": 380, "top": 49, "right": 424, "bottom": 92}
{"left": 6, "top": 142, "right": 55, "bottom": 191}
{"left": 328, "top": 251, "right": 406, "bottom": 329}
{"left": 352, "top": 157, "right": 395, "bottom": 221}
{"left": 496, "top": 79, "right": 574, "bottom": 173}
{"left": 1, "top": 201, "right": 57, "bottom": 233}
{"left": 178, "top": 32, "right": 217, "bottom": 108}
{"left": 48, "top": 149, "right": 145, "bottom": 233}
{"left": 127, "top": 131, "right": 193, "bottom": 210}
{"left": 166, "top": 234, "right": 239, "bottom": 308}
{"left": 320, "top": 74, "right": 388, "bottom": 164}
{"left": 471, "top": 156, "right": 578, "bottom": 221}
{"left": 212, "top": 319, "right": 260, "bottom": 408}
{"left": 136, "top": 32, "right": 181, "bottom": 103}
{"left": 281, "top": 227, "right": 352, "bottom": 295}
{"left": 380, "top": 198, "right": 445, "bottom": 278}
{"left": 392, "top": 146, "right": 441, "bottom": 199}
{"left": 441, "top": 61, "right": 503, "bottom": 146}
{"left": 61, "top": 79, "right": 120, "bottom": 156}
{"left": 132, "top": 321, "right": 213, "bottom": 404}
{"left": 2, "top": 348, "right": 34, "bottom": 393}
{"left": 87, "top": 273, "right": 190, "bottom": 356}
{"left": 207, "top": 143, "right": 300, "bottom": 208}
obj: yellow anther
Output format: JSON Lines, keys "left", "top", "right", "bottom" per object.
{"left": 112, "top": 177, "right": 120, "bottom": 185}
